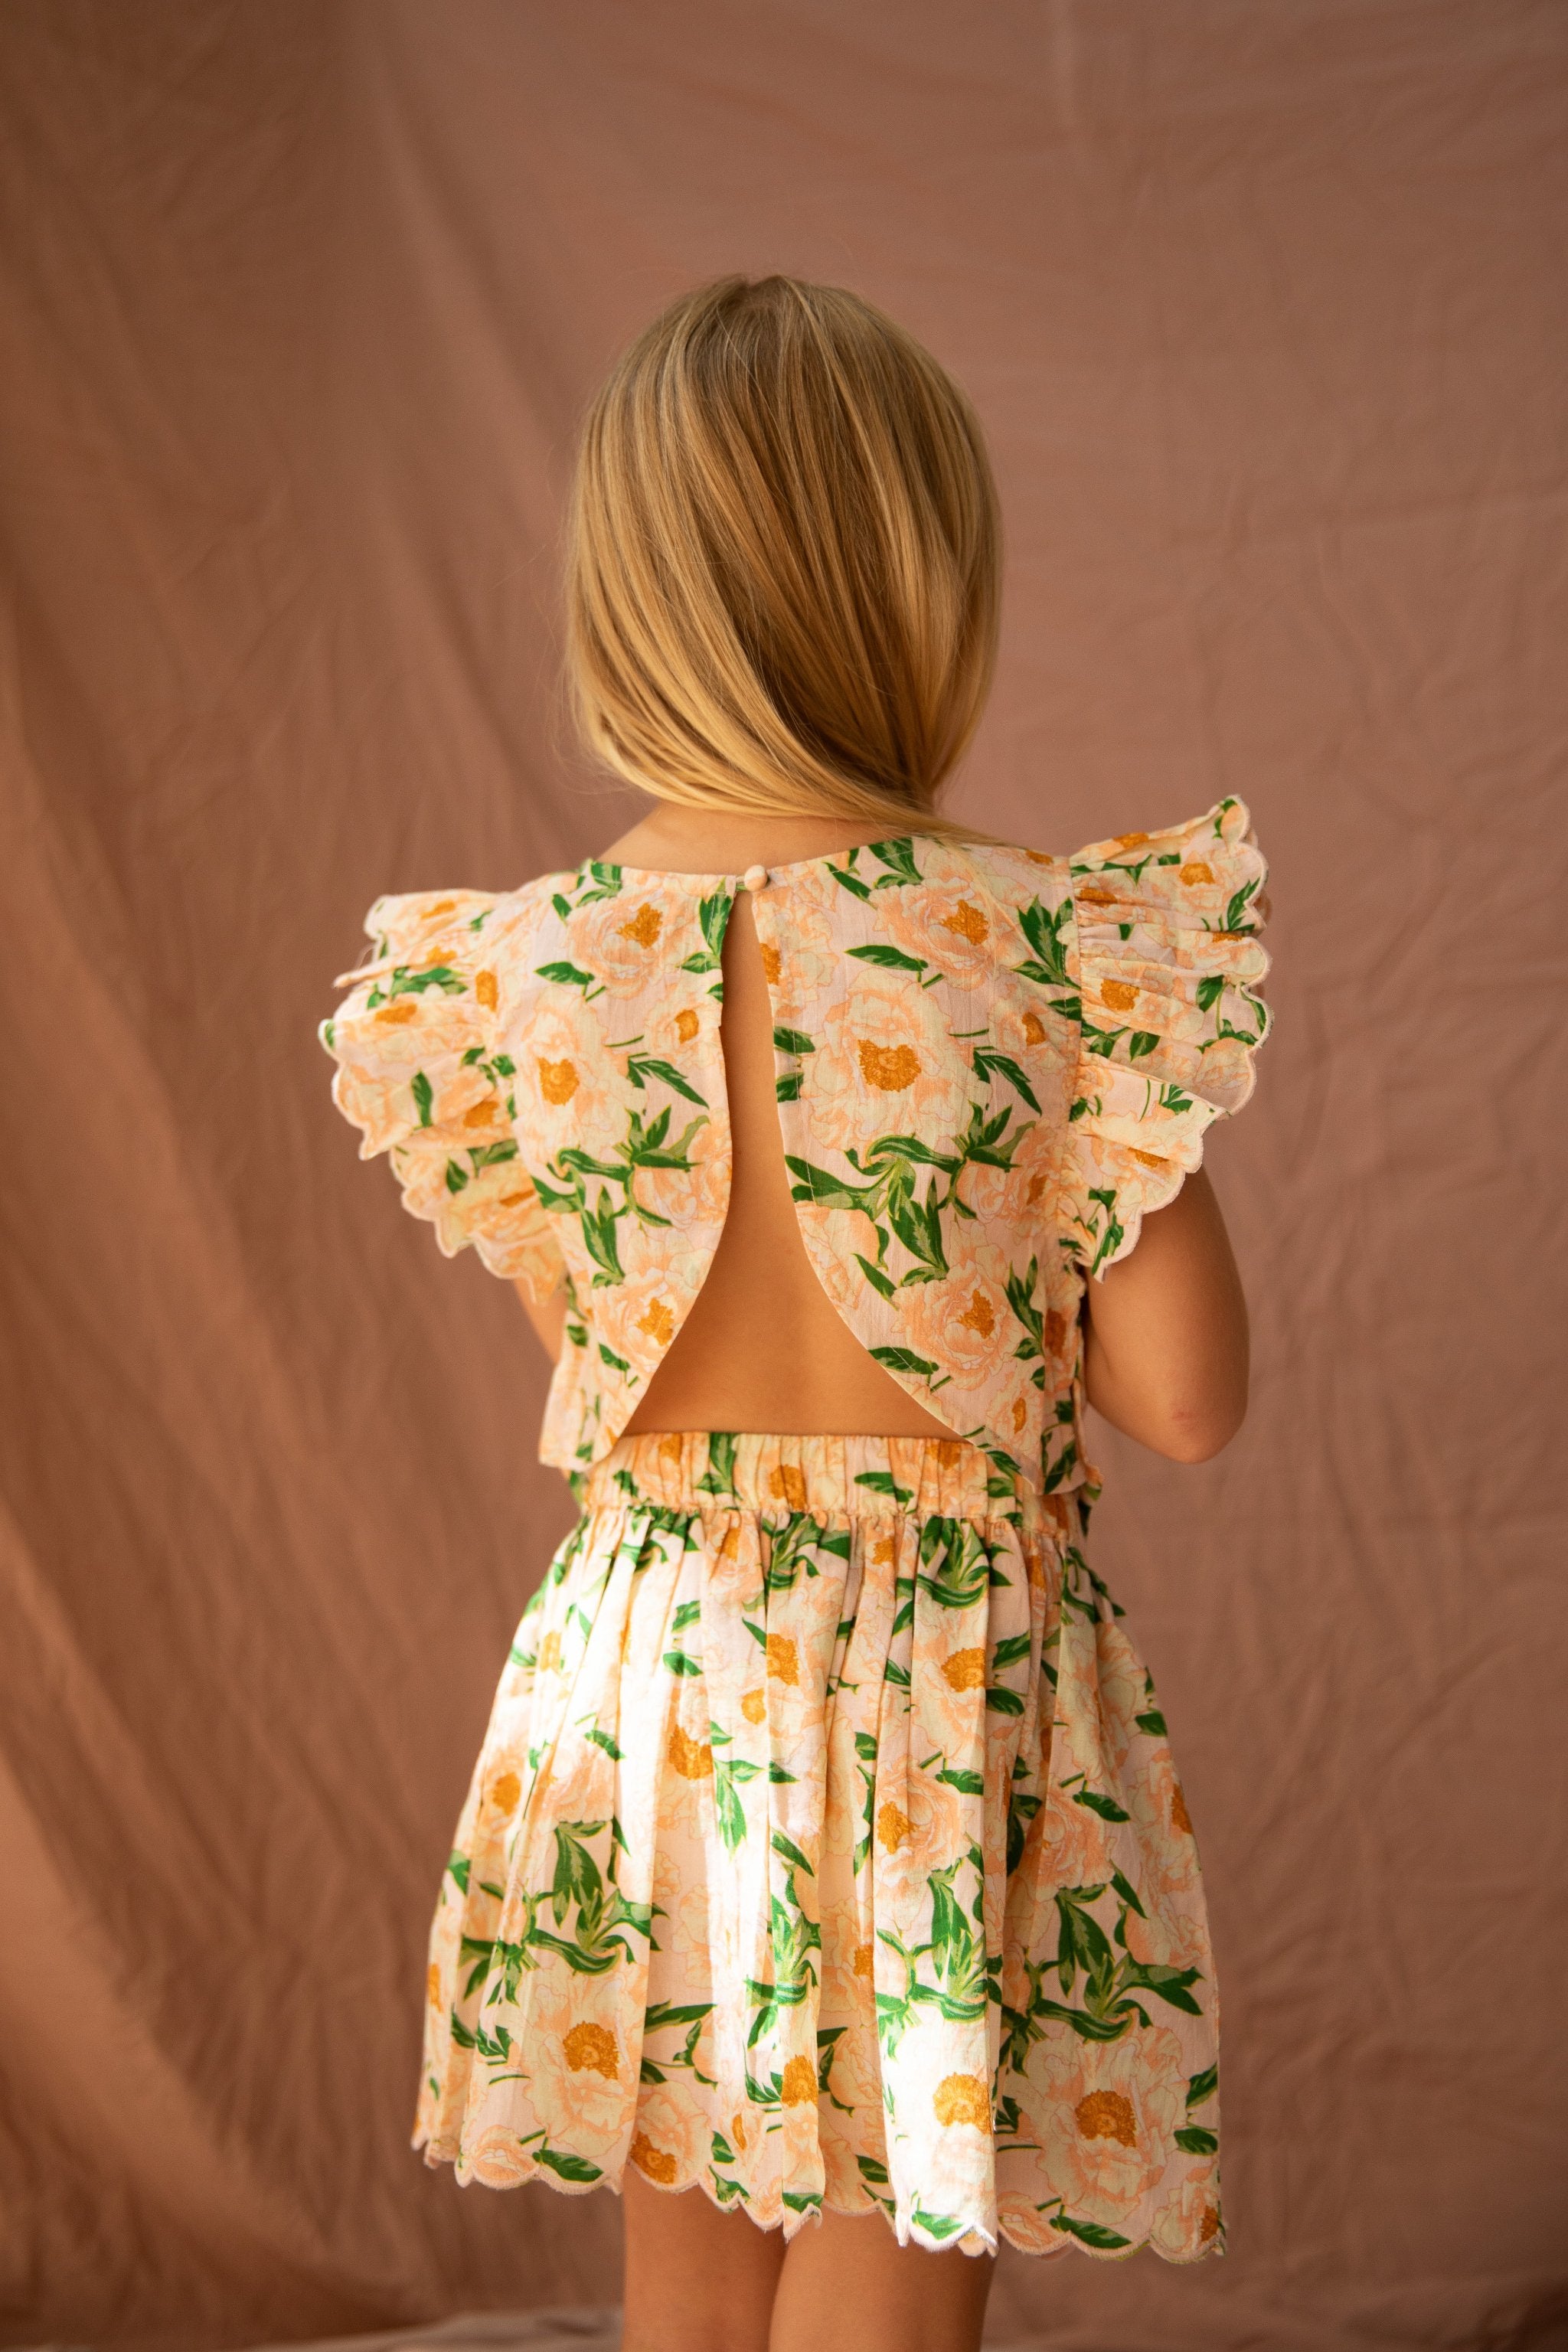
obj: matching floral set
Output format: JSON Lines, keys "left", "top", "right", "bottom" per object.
{"left": 321, "top": 799, "right": 1269, "bottom": 2263}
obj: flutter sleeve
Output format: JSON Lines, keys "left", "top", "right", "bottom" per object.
{"left": 318, "top": 887, "right": 566, "bottom": 1300}
{"left": 1060, "top": 796, "right": 1270, "bottom": 1276}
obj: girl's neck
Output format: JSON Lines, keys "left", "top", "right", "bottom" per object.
{"left": 599, "top": 799, "right": 924, "bottom": 877}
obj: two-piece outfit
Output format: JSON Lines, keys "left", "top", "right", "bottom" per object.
{"left": 320, "top": 799, "right": 1269, "bottom": 2263}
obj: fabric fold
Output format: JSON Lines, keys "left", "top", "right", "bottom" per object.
{"left": 413, "top": 1433, "right": 1223, "bottom": 2263}
{"left": 1060, "top": 797, "right": 1271, "bottom": 1276}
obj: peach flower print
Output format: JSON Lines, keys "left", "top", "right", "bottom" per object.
{"left": 518, "top": 1975, "right": 629, "bottom": 2157}
{"left": 1148, "top": 2158, "right": 1223, "bottom": 2259}
{"left": 514, "top": 998, "right": 620, "bottom": 1151}
{"left": 880, "top": 844, "right": 1001, "bottom": 990}
{"left": 806, "top": 966, "right": 973, "bottom": 1155}
{"left": 1028, "top": 2024, "right": 1185, "bottom": 2226}
{"left": 898, "top": 1244, "right": 1016, "bottom": 1393}
{"left": 574, "top": 893, "right": 673, "bottom": 995}
{"left": 1125, "top": 1752, "right": 1202, "bottom": 1903}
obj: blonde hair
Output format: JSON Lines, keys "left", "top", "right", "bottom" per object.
{"left": 566, "top": 276, "right": 1000, "bottom": 838}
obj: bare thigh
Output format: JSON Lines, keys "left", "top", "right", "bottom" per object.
{"left": 620, "top": 2173, "right": 994, "bottom": 2352}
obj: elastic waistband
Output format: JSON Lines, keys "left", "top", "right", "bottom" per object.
{"left": 581, "top": 1430, "right": 1059, "bottom": 1536}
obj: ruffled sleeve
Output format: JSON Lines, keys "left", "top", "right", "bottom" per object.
{"left": 1060, "top": 796, "right": 1270, "bottom": 1276}
{"left": 318, "top": 888, "right": 566, "bottom": 1300}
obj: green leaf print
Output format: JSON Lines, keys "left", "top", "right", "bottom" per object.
{"left": 1013, "top": 896, "right": 1073, "bottom": 989}
{"left": 534, "top": 959, "right": 599, "bottom": 991}
{"left": 531, "top": 2144, "right": 605, "bottom": 2184}
{"left": 625, "top": 1054, "right": 706, "bottom": 1106}
{"left": 847, "top": 942, "right": 929, "bottom": 975}
{"left": 696, "top": 1431, "right": 739, "bottom": 1494}
{"left": 972, "top": 1047, "right": 1040, "bottom": 1113}
{"left": 410, "top": 1069, "right": 434, "bottom": 1126}
{"left": 1050, "top": 2212, "right": 1132, "bottom": 2252}
{"left": 1135, "top": 1707, "right": 1168, "bottom": 1736}
{"left": 387, "top": 962, "right": 466, "bottom": 998}
{"left": 1175, "top": 2125, "right": 1219, "bottom": 2155}
{"left": 865, "top": 836, "right": 923, "bottom": 887}
{"left": 773, "top": 1025, "right": 815, "bottom": 1056}
{"left": 910, "top": 2205, "right": 968, "bottom": 2241}
{"left": 1073, "top": 1788, "right": 1131, "bottom": 1823}
{"left": 1187, "top": 2065, "right": 1219, "bottom": 2109}
{"left": 868, "top": 1344, "right": 939, "bottom": 1380}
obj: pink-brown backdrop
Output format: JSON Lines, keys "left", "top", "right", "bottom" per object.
{"left": 2, "top": 3, "right": 1564, "bottom": 2347}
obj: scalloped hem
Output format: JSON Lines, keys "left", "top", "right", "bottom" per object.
{"left": 413, "top": 2132, "right": 1225, "bottom": 2266}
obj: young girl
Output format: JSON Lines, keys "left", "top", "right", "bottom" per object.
{"left": 321, "top": 276, "right": 1269, "bottom": 2352}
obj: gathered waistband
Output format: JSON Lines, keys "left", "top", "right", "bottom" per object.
{"left": 581, "top": 1429, "right": 1060, "bottom": 1536}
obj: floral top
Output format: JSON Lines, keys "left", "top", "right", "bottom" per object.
{"left": 320, "top": 800, "right": 1269, "bottom": 1492}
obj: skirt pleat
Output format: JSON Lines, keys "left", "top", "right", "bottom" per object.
{"left": 413, "top": 1432, "right": 1223, "bottom": 2262}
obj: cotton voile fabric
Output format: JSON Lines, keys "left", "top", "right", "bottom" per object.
{"left": 321, "top": 802, "right": 1269, "bottom": 2262}
{"left": 319, "top": 802, "right": 1270, "bottom": 1493}
{"left": 415, "top": 1432, "right": 1223, "bottom": 2261}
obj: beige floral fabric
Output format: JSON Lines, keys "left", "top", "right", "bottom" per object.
{"left": 319, "top": 803, "right": 1269, "bottom": 2260}
{"left": 320, "top": 801, "right": 1269, "bottom": 1494}
{"left": 414, "top": 1434, "right": 1223, "bottom": 2261}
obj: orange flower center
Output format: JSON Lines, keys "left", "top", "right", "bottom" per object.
{"left": 629, "top": 2131, "right": 678, "bottom": 2184}
{"left": 1200, "top": 2203, "right": 1220, "bottom": 2243}
{"left": 537, "top": 1057, "right": 579, "bottom": 1105}
{"left": 852, "top": 1942, "right": 874, "bottom": 1979}
{"left": 877, "top": 1802, "right": 911, "bottom": 1854}
{"left": 759, "top": 942, "right": 782, "bottom": 983}
{"left": 474, "top": 969, "right": 499, "bottom": 1010}
{"left": 564, "top": 2022, "right": 619, "bottom": 2079}
{"left": 1171, "top": 1783, "right": 1194, "bottom": 1834}
{"left": 933, "top": 2073, "right": 990, "bottom": 2128}
{"left": 857, "top": 1039, "right": 920, "bottom": 1092}
{"left": 1023, "top": 1011, "right": 1047, "bottom": 1046}
{"left": 1044, "top": 1308, "right": 1067, "bottom": 1354}
{"left": 779, "top": 2055, "right": 818, "bottom": 2106}
{"left": 637, "top": 1298, "right": 675, "bottom": 1346}
{"left": 957, "top": 1291, "right": 995, "bottom": 1338}
{"left": 488, "top": 1769, "right": 521, "bottom": 1812}
{"left": 939, "top": 899, "right": 988, "bottom": 945}
{"left": 462, "top": 1099, "right": 500, "bottom": 1128}
{"left": 942, "top": 1646, "right": 987, "bottom": 1692}
{"left": 658, "top": 1432, "right": 684, "bottom": 1465}
{"left": 668, "top": 1722, "right": 713, "bottom": 1780}
{"left": 426, "top": 1962, "right": 442, "bottom": 2007}
{"left": 618, "top": 903, "right": 663, "bottom": 946}
{"left": 374, "top": 1001, "right": 418, "bottom": 1025}
{"left": 1012, "top": 1396, "right": 1028, "bottom": 1432}
{"left": 675, "top": 1006, "right": 699, "bottom": 1041}
{"left": 1099, "top": 979, "right": 1138, "bottom": 1012}
{"left": 1179, "top": 860, "right": 1214, "bottom": 887}
{"left": 767, "top": 1463, "right": 808, "bottom": 1511}
{"left": 766, "top": 1633, "right": 799, "bottom": 1685}
{"left": 740, "top": 1688, "right": 767, "bottom": 1724}
{"left": 1075, "top": 2089, "right": 1138, "bottom": 2147}
{"left": 1114, "top": 832, "right": 1150, "bottom": 850}
{"left": 537, "top": 1631, "right": 562, "bottom": 1672}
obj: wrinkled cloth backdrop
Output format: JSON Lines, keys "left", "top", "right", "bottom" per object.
{"left": 1, "top": 2, "right": 1564, "bottom": 2347}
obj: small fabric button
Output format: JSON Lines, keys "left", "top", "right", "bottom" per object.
{"left": 741, "top": 864, "right": 769, "bottom": 893}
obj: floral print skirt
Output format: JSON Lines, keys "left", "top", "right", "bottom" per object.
{"left": 414, "top": 1432, "right": 1223, "bottom": 2262}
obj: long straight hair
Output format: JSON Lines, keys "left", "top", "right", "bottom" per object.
{"left": 565, "top": 276, "right": 1000, "bottom": 838}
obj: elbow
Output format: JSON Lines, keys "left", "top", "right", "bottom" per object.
{"left": 1151, "top": 1397, "right": 1247, "bottom": 1465}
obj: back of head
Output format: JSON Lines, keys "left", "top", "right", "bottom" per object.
{"left": 566, "top": 276, "right": 1000, "bottom": 838}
